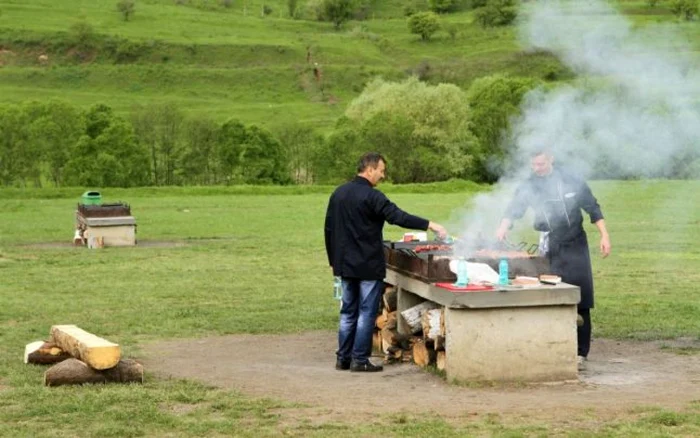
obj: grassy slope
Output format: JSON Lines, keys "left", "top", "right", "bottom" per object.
{"left": 0, "top": 0, "right": 568, "bottom": 129}
{"left": 0, "top": 181, "right": 699, "bottom": 436}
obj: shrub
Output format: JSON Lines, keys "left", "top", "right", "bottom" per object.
{"left": 288, "top": 0, "right": 298, "bottom": 17}
{"left": 322, "top": 0, "right": 355, "bottom": 29}
{"left": 474, "top": 0, "right": 517, "bottom": 28}
{"left": 671, "top": 0, "right": 699, "bottom": 20}
{"left": 117, "top": 0, "right": 136, "bottom": 21}
{"left": 428, "top": 0, "right": 458, "bottom": 13}
{"left": 408, "top": 11, "right": 440, "bottom": 41}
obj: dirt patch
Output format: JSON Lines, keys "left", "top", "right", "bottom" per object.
{"left": 140, "top": 332, "right": 700, "bottom": 424}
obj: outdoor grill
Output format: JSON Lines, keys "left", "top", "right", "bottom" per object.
{"left": 384, "top": 238, "right": 550, "bottom": 283}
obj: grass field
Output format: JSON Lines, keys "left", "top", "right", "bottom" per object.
{"left": 0, "top": 180, "right": 699, "bottom": 436}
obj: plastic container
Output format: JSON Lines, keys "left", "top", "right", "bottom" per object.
{"left": 81, "top": 191, "right": 102, "bottom": 206}
{"left": 455, "top": 258, "right": 468, "bottom": 287}
{"left": 498, "top": 258, "right": 509, "bottom": 286}
{"left": 333, "top": 276, "right": 343, "bottom": 300}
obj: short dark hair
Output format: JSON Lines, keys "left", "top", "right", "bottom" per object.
{"left": 357, "top": 152, "right": 386, "bottom": 173}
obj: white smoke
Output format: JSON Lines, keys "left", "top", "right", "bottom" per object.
{"left": 451, "top": 0, "right": 699, "bottom": 246}
{"left": 514, "top": 0, "right": 700, "bottom": 179}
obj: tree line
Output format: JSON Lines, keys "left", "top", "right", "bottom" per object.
{"left": 1, "top": 74, "right": 697, "bottom": 188}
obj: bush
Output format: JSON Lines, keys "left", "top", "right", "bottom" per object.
{"left": 322, "top": 0, "right": 355, "bottom": 29}
{"left": 288, "top": 0, "right": 298, "bottom": 17}
{"left": 671, "top": 0, "right": 699, "bottom": 20}
{"left": 428, "top": 0, "right": 458, "bottom": 13}
{"left": 474, "top": 0, "right": 517, "bottom": 28}
{"left": 408, "top": 11, "right": 440, "bottom": 41}
{"left": 116, "top": 0, "right": 136, "bottom": 21}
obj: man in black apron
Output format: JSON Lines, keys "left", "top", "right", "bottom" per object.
{"left": 496, "top": 150, "right": 611, "bottom": 366}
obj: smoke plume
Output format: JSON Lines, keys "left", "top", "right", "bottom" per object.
{"left": 452, "top": 0, "right": 699, "bottom": 252}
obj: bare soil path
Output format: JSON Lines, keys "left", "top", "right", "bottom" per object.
{"left": 140, "top": 332, "right": 700, "bottom": 424}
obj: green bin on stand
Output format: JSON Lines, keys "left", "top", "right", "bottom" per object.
{"left": 81, "top": 191, "right": 102, "bottom": 206}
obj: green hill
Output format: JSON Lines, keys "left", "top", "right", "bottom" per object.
{"left": 0, "top": 0, "right": 576, "bottom": 129}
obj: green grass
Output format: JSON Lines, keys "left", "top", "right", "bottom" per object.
{"left": 0, "top": 180, "right": 699, "bottom": 435}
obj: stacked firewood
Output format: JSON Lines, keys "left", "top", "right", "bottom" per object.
{"left": 372, "top": 286, "right": 447, "bottom": 371}
{"left": 24, "top": 324, "right": 143, "bottom": 386}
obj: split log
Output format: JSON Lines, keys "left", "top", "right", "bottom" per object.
{"left": 381, "top": 327, "right": 411, "bottom": 350}
{"left": 400, "top": 301, "right": 440, "bottom": 334}
{"left": 375, "top": 313, "right": 388, "bottom": 330}
{"left": 434, "top": 335, "right": 446, "bottom": 351}
{"left": 421, "top": 308, "right": 443, "bottom": 344}
{"left": 24, "top": 341, "right": 72, "bottom": 365}
{"left": 384, "top": 311, "right": 397, "bottom": 330}
{"left": 412, "top": 339, "right": 434, "bottom": 367}
{"left": 439, "top": 308, "right": 446, "bottom": 338}
{"left": 44, "top": 358, "right": 143, "bottom": 386}
{"left": 436, "top": 351, "right": 447, "bottom": 371}
{"left": 49, "top": 325, "right": 121, "bottom": 370}
{"left": 372, "top": 330, "right": 383, "bottom": 356}
{"left": 383, "top": 287, "right": 397, "bottom": 312}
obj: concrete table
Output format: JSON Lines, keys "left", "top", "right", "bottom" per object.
{"left": 385, "top": 268, "right": 581, "bottom": 382}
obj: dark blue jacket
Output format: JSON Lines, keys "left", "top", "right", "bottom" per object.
{"left": 325, "top": 176, "right": 429, "bottom": 280}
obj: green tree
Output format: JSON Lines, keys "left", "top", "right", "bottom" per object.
{"left": 64, "top": 107, "right": 149, "bottom": 187}
{"left": 117, "top": 0, "right": 136, "bottom": 21}
{"left": 0, "top": 105, "right": 33, "bottom": 186}
{"left": 131, "top": 103, "right": 185, "bottom": 185}
{"left": 322, "top": 0, "right": 355, "bottom": 30}
{"left": 466, "top": 74, "right": 540, "bottom": 181}
{"left": 474, "top": 0, "right": 517, "bottom": 28}
{"left": 428, "top": 0, "right": 458, "bottom": 13}
{"left": 275, "top": 124, "right": 324, "bottom": 184}
{"left": 179, "top": 118, "right": 220, "bottom": 185}
{"left": 408, "top": 11, "right": 440, "bottom": 41}
{"left": 217, "top": 119, "right": 247, "bottom": 183}
{"left": 240, "top": 125, "right": 289, "bottom": 184}
{"left": 671, "top": 0, "right": 699, "bottom": 20}
{"left": 334, "top": 77, "right": 480, "bottom": 183}
{"left": 25, "top": 100, "right": 84, "bottom": 186}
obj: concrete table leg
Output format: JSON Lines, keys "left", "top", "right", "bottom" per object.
{"left": 444, "top": 305, "right": 578, "bottom": 382}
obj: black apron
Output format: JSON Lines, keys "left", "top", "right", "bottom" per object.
{"left": 548, "top": 231, "right": 594, "bottom": 309}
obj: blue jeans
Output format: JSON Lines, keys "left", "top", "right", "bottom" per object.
{"left": 336, "top": 278, "right": 382, "bottom": 365}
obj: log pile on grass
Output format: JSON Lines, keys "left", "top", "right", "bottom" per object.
{"left": 24, "top": 324, "right": 143, "bottom": 386}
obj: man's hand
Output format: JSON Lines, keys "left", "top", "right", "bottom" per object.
{"left": 599, "top": 234, "right": 611, "bottom": 258}
{"left": 428, "top": 221, "right": 447, "bottom": 240}
{"left": 495, "top": 219, "right": 512, "bottom": 242}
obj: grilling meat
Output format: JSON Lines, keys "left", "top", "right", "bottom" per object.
{"left": 414, "top": 244, "right": 452, "bottom": 253}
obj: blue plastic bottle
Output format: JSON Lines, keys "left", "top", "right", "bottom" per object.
{"left": 455, "top": 258, "right": 468, "bottom": 287}
{"left": 333, "top": 276, "right": 343, "bottom": 300}
{"left": 498, "top": 258, "right": 509, "bottom": 286}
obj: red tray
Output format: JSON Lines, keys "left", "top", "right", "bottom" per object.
{"left": 435, "top": 283, "right": 494, "bottom": 292}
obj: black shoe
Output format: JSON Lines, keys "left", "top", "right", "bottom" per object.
{"left": 335, "top": 359, "right": 351, "bottom": 370}
{"left": 349, "top": 360, "right": 383, "bottom": 372}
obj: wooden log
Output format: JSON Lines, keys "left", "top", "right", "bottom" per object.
{"left": 412, "top": 339, "right": 431, "bottom": 367}
{"left": 44, "top": 358, "right": 143, "bottom": 386}
{"left": 439, "top": 308, "right": 446, "bottom": 338}
{"left": 421, "top": 308, "right": 443, "bottom": 343}
{"left": 375, "top": 313, "right": 388, "bottom": 330}
{"left": 385, "top": 311, "right": 397, "bottom": 330}
{"left": 24, "top": 341, "right": 72, "bottom": 365}
{"left": 434, "top": 335, "right": 446, "bottom": 351}
{"left": 49, "top": 325, "right": 121, "bottom": 370}
{"left": 400, "top": 301, "right": 440, "bottom": 334}
{"left": 436, "top": 351, "right": 447, "bottom": 371}
{"left": 372, "top": 330, "right": 383, "bottom": 356}
{"left": 383, "top": 287, "right": 397, "bottom": 312}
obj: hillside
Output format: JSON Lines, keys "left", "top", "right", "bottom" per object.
{"left": 0, "top": 0, "right": 584, "bottom": 130}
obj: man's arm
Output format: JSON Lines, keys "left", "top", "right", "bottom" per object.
{"left": 371, "top": 191, "right": 447, "bottom": 239}
{"left": 324, "top": 197, "right": 334, "bottom": 267}
{"left": 594, "top": 219, "right": 611, "bottom": 258}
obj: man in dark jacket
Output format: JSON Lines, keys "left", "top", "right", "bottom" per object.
{"left": 496, "top": 150, "right": 611, "bottom": 368}
{"left": 325, "top": 152, "right": 447, "bottom": 372}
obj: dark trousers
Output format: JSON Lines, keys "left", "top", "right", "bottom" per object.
{"left": 578, "top": 308, "right": 591, "bottom": 357}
